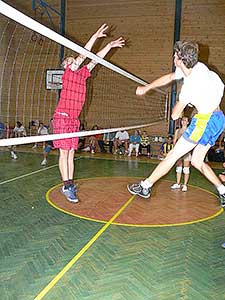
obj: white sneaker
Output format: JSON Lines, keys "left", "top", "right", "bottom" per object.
{"left": 182, "top": 184, "right": 187, "bottom": 192}
{"left": 41, "top": 159, "right": 47, "bottom": 166}
{"left": 170, "top": 183, "right": 181, "bottom": 189}
{"left": 91, "top": 150, "right": 95, "bottom": 154}
{"left": 11, "top": 151, "right": 17, "bottom": 160}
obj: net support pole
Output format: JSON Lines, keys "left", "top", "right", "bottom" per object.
{"left": 169, "top": 0, "right": 182, "bottom": 135}
{"left": 59, "top": 0, "right": 65, "bottom": 63}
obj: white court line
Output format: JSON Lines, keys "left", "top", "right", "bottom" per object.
{"left": 0, "top": 157, "right": 82, "bottom": 185}
{"left": 0, "top": 164, "right": 58, "bottom": 185}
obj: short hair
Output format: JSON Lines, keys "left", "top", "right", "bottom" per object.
{"left": 174, "top": 41, "right": 199, "bottom": 68}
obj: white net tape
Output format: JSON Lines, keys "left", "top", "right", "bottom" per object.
{"left": 0, "top": 1, "right": 168, "bottom": 147}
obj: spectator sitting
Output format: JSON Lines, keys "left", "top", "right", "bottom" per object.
{"left": 158, "top": 135, "right": 173, "bottom": 160}
{"left": 0, "top": 121, "right": 5, "bottom": 139}
{"left": 103, "top": 131, "right": 116, "bottom": 154}
{"left": 139, "top": 130, "right": 151, "bottom": 157}
{"left": 32, "top": 122, "right": 49, "bottom": 149}
{"left": 40, "top": 119, "right": 54, "bottom": 166}
{"left": 77, "top": 123, "right": 86, "bottom": 151}
{"left": 0, "top": 122, "right": 18, "bottom": 159}
{"left": 128, "top": 130, "right": 141, "bottom": 157}
{"left": 114, "top": 130, "right": 129, "bottom": 155}
{"left": 13, "top": 121, "right": 26, "bottom": 137}
{"left": 96, "top": 126, "right": 107, "bottom": 153}
{"left": 88, "top": 125, "right": 105, "bottom": 154}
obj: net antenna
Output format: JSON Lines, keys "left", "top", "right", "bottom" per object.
{"left": 0, "top": 1, "right": 168, "bottom": 147}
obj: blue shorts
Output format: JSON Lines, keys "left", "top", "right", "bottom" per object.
{"left": 183, "top": 110, "right": 225, "bottom": 146}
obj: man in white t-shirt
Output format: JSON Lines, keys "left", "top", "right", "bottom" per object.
{"left": 128, "top": 41, "right": 225, "bottom": 208}
{"left": 114, "top": 130, "right": 129, "bottom": 154}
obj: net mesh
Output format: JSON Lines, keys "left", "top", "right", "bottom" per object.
{"left": 0, "top": 4, "right": 168, "bottom": 146}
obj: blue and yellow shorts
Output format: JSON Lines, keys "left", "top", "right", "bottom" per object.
{"left": 183, "top": 110, "right": 225, "bottom": 146}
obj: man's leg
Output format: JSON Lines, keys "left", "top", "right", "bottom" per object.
{"left": 128, "top": 137, "right": 196, "bottom": 198}
{"left": 59, "top": 148, "right": 78, "bottom": 203}
{"left": 114, "top": 140, "right": 118, "bottom": 154}
{"left": 59, "top": 149, "right": 69, "bottom": 181}
{"left": 145, "top": 137, "right": 196, "bottom": 186}
{"left": 170, "top": 160, "right": 182, "bottom": 190}
{"left": 191, "top": 144, "right": 225, "bottom": 207}
{"left": 68, "top": 149, "right": 75, "bottom": 180}
{"left": 191, "top": 144, "right": 222, "bottom": 186}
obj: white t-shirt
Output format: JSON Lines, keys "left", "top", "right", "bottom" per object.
{"left": 115, "top": 131, "right": 129, "bottom": 141}
{"left": 38, "top": 126, "right": 48, "bottom": 135}
{"left": 13, "top": 125, "right": 26, "bottom": 136}
{"left": 175, "top": 62, "right": 224, "bottom": 114}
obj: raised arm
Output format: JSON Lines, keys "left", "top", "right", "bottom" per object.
{"left": 86, "top": 37, "right": 125, "bottom": 71}
{"left": 72, "top": 24, "right": 109, "bottom": 69}
{"left": 171, "top": 101, "right": 186, "bottom": 120}
{"left": 173, "top": 128, "right": 179, "bottom": 144}
{"left": 136, "top": 73, "right": 176, "bottom": 96}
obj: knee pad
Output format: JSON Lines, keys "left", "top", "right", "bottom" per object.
{"left": 176, "top": 166, "right": 182, "bottom": 174}
{"left": 183, "top": 167, "right": 190, "bottom": 174}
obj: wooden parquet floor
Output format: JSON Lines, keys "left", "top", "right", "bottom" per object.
{"left": 0, "top": 151, "right": 225, "bottom": 300}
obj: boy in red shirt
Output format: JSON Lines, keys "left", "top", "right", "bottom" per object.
{"left": 53, "top": 24, "right": 125, "bottom": 202}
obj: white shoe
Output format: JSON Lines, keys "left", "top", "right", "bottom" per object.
{"left": 182, "top": 184, "right": 187, "bottom": 192}
{"left": 11, "top": 151, "right": 17, "bottom": 160}
{"left": 41, "top": 159, "right": 47, "bottom": 166}
{"left": 171, "top": 183, "right": 181, "bottom": 190}
{"left": 91, "top": 150, "right": 95, "bottom": 154}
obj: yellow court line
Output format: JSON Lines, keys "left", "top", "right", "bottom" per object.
{"left": 47, "top": 177, "right": 224, "bottom": 228}
{"left": 34, "top": 194, "right": 136, "bottom": 300}
{"left": 113, "top": 208, "right": 224, "bottom": 227}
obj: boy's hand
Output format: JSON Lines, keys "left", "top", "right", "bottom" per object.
{"left": 94, "top": 24, "right": 109, "bottom": 38}
{"left": 136, "top": 86, "right": 148, "bottom": 96}
{"left": 109, "top": 37, "right": 125, "bottom": 48}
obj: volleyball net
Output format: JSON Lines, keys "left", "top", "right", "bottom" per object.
{"left": 0, "top": 1, "right": 168, "bottom": 147}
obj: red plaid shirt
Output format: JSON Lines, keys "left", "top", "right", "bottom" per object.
{"left": 55, "top": 65, "right": 91, "bottom": 118}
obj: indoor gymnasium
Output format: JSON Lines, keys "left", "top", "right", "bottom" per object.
{"left": 0, "top": 1, "right": 225, "bottom": 299}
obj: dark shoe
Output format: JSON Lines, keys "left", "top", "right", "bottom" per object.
{"left": 61, "top": 186, "right": 78, "bottom": 203}
{"left": 127, "top": 182, "right": 151, "bottom": 199}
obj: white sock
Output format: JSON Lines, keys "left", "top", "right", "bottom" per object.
{"left": 141, "top": 180, "right": 152, "bottom": 189}
{"left": 217, "top": 184, "right": 225, "bottom": 195}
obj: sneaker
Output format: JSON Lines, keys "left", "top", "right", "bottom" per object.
{"left": 221, "top": 242, "right": 225, "bottom": 249}
{"left": 68, "top": 184, "right": 77, "bottom": 194}
{"left": 61, "top": 186, "right": 79, "bottom": 203}
{"left": 91, "top": 150, "right": 95, "bottom": 154}
{"left": 171, "top": 183, "right": 181, "bottom": 190}
{"left": 181, "top": 184, "right": 187, "bottom": 192}
{"left": 127, "top": 182, "right": 151, "bottom": 199}
{"left": 219, "top": 193, "right": 225, "bottom": 208}
{"left": 11, "top": 151, "right": 17, "bottom": 160}
{"left": 41, "top": 159, "right": 47, "bottom": 166}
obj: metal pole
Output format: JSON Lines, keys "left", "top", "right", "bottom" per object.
{"left": 59, "top": 0, "right": 65, "bottom": 64}
{"left": 169, "top": 0, "right": 182, "bottom": 134}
